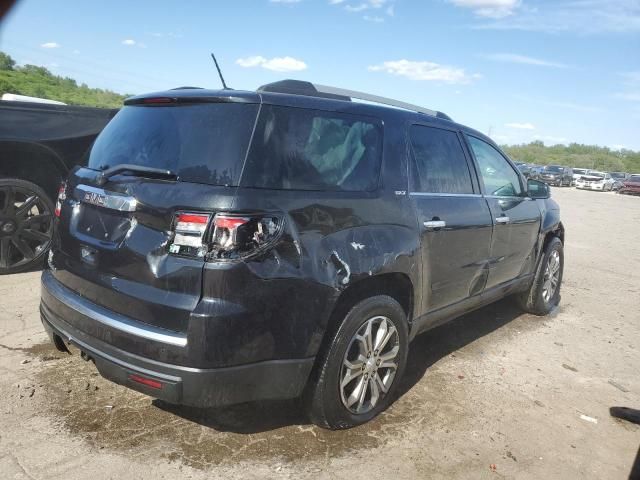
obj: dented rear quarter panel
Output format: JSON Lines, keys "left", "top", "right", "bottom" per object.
{"left": 198, "top": 114, "right": 423, "bottom": 365}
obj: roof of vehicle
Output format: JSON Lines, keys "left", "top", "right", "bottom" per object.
{"left": 124, "top": 81, "right": 498, "bottom": 149}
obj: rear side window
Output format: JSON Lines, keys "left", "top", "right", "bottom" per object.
{"left": 409, "top": 125, "right": 474, "bottom": 194}
{"left": 88, "top": 103, "right": 258, "bottom": 186}
{"left": 241, "top": 105, "right": 383, "bottom": 191}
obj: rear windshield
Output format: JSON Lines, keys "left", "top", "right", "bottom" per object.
{"left": 87, "top": 103, "right": 258, "bottom": 186}
{"left": 544, "top": 166, "right": 563, "bottom": 172}
{"left": 241, "top": 105, "right": 383, "bottom": 191}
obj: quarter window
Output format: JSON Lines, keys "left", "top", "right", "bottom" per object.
{"left": 467, "top": 136, "right": 522, "bottom": 196}
{"left": 409, "top": 125, "right": 473, "bottom": 194}
{"left": 242, "top": 105, "right": 382, "bottom": 191}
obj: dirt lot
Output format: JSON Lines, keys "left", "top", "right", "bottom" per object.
{"left": 1, "top": 187, "right": 639, "bottom": 479}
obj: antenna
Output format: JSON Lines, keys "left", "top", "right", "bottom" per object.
{"left": 210, "top": 53, "right": 229, "bottom": 90}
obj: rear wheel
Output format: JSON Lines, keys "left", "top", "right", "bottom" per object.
{"left": 0, "top": 179, "right": 54, "bottom": 275}
{"left": 516, "top": 236, "right": 563, "bottom": 315}
{"left": 307, "top": 295, "right": 409, "bottom": 429}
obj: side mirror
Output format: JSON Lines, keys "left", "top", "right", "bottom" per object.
{"left": 528, "top": 179, "right": 550, "bottom": 199}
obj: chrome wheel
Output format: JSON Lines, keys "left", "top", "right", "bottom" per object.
{"left": 542, "top": 249, "right": 561, "bottom": 303}
{"left": 340, "top": 315, "right": 400, "bottom": 415}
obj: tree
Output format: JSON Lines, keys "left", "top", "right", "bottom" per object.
{"left": 0, "top": 52, "right": 15, "bottom": 71}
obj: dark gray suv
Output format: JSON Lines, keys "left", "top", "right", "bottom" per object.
{"left": 41, "top": 80, "right": 564, "bottom": 429}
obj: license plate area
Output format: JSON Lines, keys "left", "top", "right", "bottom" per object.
{"left": 76, "top": 204, "right": 132, "bottom": 244}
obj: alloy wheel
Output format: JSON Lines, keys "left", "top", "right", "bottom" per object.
{"left": 542, "top": 250, "right": 561, "bottom": 303}
{"left": 0, "top": 185, "right": 53, "bottom": 272}
{"left": 340, "top": 315, "right": 400, "bottom": 415}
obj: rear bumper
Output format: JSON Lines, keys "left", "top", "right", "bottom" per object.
{"left": 40, "top": 271, "right": 314, "bottom": 407}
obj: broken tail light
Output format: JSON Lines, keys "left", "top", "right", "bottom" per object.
{"left": 210, "top": 213, "right": 283, "bottom": 260}
{"left": 169, "top": 212, "right": 283, "bottom": 260}
{"left": 54, "top": 182, "right": 67, "bottom": 217}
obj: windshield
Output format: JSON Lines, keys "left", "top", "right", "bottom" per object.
{"left": 88, "top": 103, "right": 258, "bottom": 186}
{"left": 610, "top": 172, "right": 625, "bottom": 179}
{"left": 586, "top": 171, "right": 605, "bottom": 178}
{"left": 573, "top": 168, "right": 587, "bottom": 174}
{"left": 544, "top": 165, "right": 563, "bottom": 173}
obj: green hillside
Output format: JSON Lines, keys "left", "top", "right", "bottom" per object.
{"left": 0, "top": 51, "right": 128, "bottom": 108}
{"left": 502, "top": 141, "right": 640, "bottom": 174}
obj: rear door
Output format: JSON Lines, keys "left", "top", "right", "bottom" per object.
{"left": 52, "top": 101, "right": 258, "bottom": 334}
{"left": 409, "top": 125, "right": 493, "bottom": 312}
{"left": 465, "top": 135, "right": 540, "bottom": 290}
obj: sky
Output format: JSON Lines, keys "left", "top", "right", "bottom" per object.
{"left": 0, "top": 0, "right": 639, "bottom": 149}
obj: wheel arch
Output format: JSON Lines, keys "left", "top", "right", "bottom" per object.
{"left": 0, "top": 140, "right": 67, "bottom": 200}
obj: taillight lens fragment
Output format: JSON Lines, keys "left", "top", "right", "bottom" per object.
{"left": 54, "top": 182, "right": 67, "bottom": 217}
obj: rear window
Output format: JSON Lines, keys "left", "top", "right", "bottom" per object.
{"left": 241, "top": 105, "right": 383, "bottom": 191}
{"left": 87, "top": 103, "right": 258, "bottom": 186}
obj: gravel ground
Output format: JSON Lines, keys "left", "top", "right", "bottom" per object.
{"left": 1, "top": 187, "right": 639, "bottom": 479}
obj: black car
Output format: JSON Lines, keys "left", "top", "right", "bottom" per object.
{"left": 540, "top": 165, "right": 573, "bottom": 186}
{"left": 0, "top": 99, "right": 116, "bottom": 274}
{"left": 41, "top": 80, "right": 565, "bottom": 429}
{"left": 516, "top": 163, "right": 538, "bottom": 180}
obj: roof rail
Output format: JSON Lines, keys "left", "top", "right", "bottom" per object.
{"left": 257, "top": 79, "right": 452, "bottom": 121}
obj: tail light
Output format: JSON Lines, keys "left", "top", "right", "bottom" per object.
{"left": 54, "top": 182, "right": 67, "bottom": 217}
{"left": 169, "top": 212, "right": 283, "bottom": 260}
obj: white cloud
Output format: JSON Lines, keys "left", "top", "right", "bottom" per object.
{"left": 483, "top": 53, "right": 568, "bottom": 68}
{"left": 346, "top": 3, "right": 369, "bottom": 12}
{"left": 505, "top": 122, "right": 535, "bottom": 130}
{"left": 449, "top": 0, "right": 521, "bottom": 18}
{"left": 474, "top": 0, "right": 640, "bottom": 34}
{"left": 614, "top": 92, "right": 640, "bottom": 102}
{"left": 333, "top": 0, "right": 393, "bottom": 15}
{"left": 368, "top": 59, "right": 481, "bottom": 84}
{"left": 40, "top": 42, "right": 60, "bottom": 49}
{"left": 236, "top": 55, "right": 307, "bottom": 72}
{"left": 121, "top": 39, "right": 146, "bottom": 48}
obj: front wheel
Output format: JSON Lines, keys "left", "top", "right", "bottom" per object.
{"left": 516, "top": 236, "right": 563, "bottom": 315}
{"left": 307, "top": 295, "right": 409, "bottom": 429}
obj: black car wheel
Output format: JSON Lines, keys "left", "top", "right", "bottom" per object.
{"left": 516, "top": 236, "right": 563, "bottom": 315}
{"left": 0, "top": 179, "right": 54, "bottom": 275}
{"left": 307, "top": 295, "right": 409, "bottom": 429}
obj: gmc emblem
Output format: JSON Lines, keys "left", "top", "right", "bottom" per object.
{"left": 83, "top": 191, "right": 106, "bottom": 207}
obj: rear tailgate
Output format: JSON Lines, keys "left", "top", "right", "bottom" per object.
{"left": 48, "top": 100, "right": 258, "bottom": 334}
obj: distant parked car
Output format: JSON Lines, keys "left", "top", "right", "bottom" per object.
{"left": 609, "top": 172, "right": 628, "bottom": 191}
{"left": 572, "top": 168, "right": 588, "bottom": 185}
{"left": 575, "top": 171, "right": 616, "bottom": 191}
{"left": 540, "top": 165, "right": 573, "bottom": 186}
{"left": 516, "top": 163, "right": 536, "bottom": 179}
{"left": 618, "top": 176, "right": 640, "bottom": 195}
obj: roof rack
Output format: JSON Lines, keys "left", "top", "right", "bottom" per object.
{"left": 258, "top": 79, "right": 452, "bottom": 121}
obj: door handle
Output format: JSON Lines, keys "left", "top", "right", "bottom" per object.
{"left": 424, "top": 220, "right": 446, "bottom": 230}
{"left": 495, "top": 216, "right": 510, "bottom": 224}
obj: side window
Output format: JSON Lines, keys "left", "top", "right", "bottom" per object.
{"left": 409, "top": 125, "right": 474, "bottom": 194}
{"left": 242, "top": 105, "right": 382, "bottom": 191}
{"left": 467, "top": 136, "right": 522, "bottom": 196}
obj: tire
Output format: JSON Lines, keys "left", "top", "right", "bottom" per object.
{"left": 0, "top": 178, "right": 54, "bottom": 275}
{"left": 307, "top": 295, "right": 409, "bottom": 430}
{"left": 516, "top": 236, "right": 563, "bottom": 315}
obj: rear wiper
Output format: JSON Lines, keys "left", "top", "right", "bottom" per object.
{"left": 96, "top": 164, "right": 177, "bottom": 186}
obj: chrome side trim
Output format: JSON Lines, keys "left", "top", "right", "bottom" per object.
{"left": 409, "top": 192, "right": 483, "bottom": 198}
{"left": 75, "top": 184, "right": 137, "bottom": 212}
{"left": 42, "top": 271, "right": 187, "bottom": 347}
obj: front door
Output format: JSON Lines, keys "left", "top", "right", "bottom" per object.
{"left": 409, "top": 125, "right": 493, "bottom": 313}
{"left": 466, "top": 135, "right": 540, "bottom": 290}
